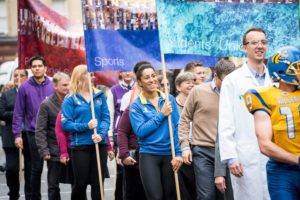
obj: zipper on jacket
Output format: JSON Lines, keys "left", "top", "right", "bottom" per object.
{"left": 144, "top": 102, "right": 160, "bottom": 112}
{"left": 76, "top": 133, "right": 78, "bottom": 145}
{"left": 149, "top": 98, "right": 165, "bottom": 112}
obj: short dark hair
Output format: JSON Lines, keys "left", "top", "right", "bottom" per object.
{"left": 184, "top": 62, "right": 203, "bottom": 72}
{"left": 242, "top": 27, "right": 266, "bottom": 45}
{"left": 136, "top": 63, "right": 155, "bottom": 81}
{"left": 29, "top": 56, "right": 46, "bottom": 67}
{"left": 215, "top": 60, "right": 235, "bottom": 79}
{"left": 134, "top": 61, "right": 150, "bottom": 74}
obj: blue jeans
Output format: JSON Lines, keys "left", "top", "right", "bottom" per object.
{"left": 267, "top": 159, "right": 300, "bottom": 200}
{"left": 192, "top": 146, "right": 223, "bottom": 200}
{"left": 27, "top": 132, "right": 44, "bottom": 200}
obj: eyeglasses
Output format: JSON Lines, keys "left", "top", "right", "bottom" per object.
{"left": 244, "top": 39, "right": 268, "bottom": 46}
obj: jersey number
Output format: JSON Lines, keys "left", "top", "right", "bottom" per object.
{"left": 245, "top": 95, "right": 253, "bottom": 110}
{"left": 279, "top": 106, "right": 297, "bottom": 139}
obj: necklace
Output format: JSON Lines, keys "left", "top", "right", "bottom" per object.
{"left": 176, "top": 96, "right": 185, "bottom": 106}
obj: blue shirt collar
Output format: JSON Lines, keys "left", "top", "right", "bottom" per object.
{"left": 247, "top": 64, "right": 266, "bottom": 86}
{"left": 211, "top": 79, "right": 220, "bottom": 95}
{"left": 247, "top": 64, "right": 266, "bottom": 78}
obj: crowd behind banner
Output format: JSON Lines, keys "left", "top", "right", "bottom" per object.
{"left": 0, "top": 26, "right": 300, "bottom": 200}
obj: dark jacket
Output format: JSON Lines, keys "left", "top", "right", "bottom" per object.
{"left": 12, "top": 76, "right": 54, "bottom": 137}
{"left": 0, "top": 88, "right": 17, "bottom": 147}
{"left": 35, "top": 92, "right": 61, "bottom": 162}
{"left": 117, "top": 106, "right": 140, "bottom": 169}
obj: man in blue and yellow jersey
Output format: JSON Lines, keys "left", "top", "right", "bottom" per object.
{"left": 244, "top": 46, "right": 300, "bottom": 200}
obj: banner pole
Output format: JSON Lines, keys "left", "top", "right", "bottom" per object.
{"left": 113, "top": 159, "right": 117, "bottom": 200}
{"left": 161, "top": 54, "right": 181, "bottom": 200}
{"left": 18, "top": 70, "right": 23, "bottom": 183}
{"left": 88, "top": 73, "right": 104, "bottom": 199}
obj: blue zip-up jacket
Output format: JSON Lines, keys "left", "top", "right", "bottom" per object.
{"left": 61, "top": 88, "right": 110, "bottom": 146}
{"left": 129, "top": 91, "right": 181, "bottom": 156}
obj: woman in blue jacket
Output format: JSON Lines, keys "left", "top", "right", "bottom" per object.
{"left": 61, "top": 65, "right": 110, "bottom": 200}
{"left": 129, "top": 63, "right": 183, "bottom": 200}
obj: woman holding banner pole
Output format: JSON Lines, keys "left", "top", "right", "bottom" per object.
{"left": 129, "top": 64, "right": 183, "bottom": 200}
{"left": 61, "top": 65, "right": 110, "bottom": 200}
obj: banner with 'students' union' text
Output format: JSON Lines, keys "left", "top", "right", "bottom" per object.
{"left": 155, "top": 0, "right": 299, "bottom": 57}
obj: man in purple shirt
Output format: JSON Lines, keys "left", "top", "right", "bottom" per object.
{"left": 107, "top": 71, "right": 135, "bottom": 200}
{"left": 13, "top": 56, "right": 55, "bottom": 200}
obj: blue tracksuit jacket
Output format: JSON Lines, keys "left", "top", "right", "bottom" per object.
{"left": 61, "top": 88, "right": 110, "bottom": 146}
{"left": 129, "top": 91, "right": 181, "bottom": 156}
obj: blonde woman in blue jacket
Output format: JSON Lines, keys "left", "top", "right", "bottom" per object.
{"left": 129, "top": 64, "right": 183, "bottom": 200}
{"left": 61, "top": 65, "right": 110, "bottom": 200}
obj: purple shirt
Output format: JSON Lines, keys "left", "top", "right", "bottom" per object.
{"left": 110, "top": 83, "right": 131, "bottom": 134}
{"left": 12, "top": 76, "right": 54, "bottom": 137}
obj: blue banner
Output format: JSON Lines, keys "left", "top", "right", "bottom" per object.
{"left": 82, "top": 0, "right": 218, "bottom": 72}
{"left": 84, "top": 29, "right": 218, "bottom": 71}
{"left": 156, "top": 0, "right": 299, "bottom": 57}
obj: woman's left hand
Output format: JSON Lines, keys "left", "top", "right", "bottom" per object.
{"left": 108, "top": 151, "right": 115, "bottom": 161}
{"left": 171, "top": 156, "right": 183, "bottom": 172}
{"left": 92, "top": 134, "right": 103, "bottom": 144}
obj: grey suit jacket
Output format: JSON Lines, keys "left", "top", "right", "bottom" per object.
{"left": 215, "top": 132, "right": 234, "bottom": 200}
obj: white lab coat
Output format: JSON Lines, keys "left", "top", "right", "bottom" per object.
{"left": 218, "top": 63, "right": 271, "bottom": 200}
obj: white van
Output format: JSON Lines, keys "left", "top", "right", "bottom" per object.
{"left": 0, "top": 59, "right": 17, "bottom": 87}
{"left": 0, "top": 58, "right": 33, "bottom": 90}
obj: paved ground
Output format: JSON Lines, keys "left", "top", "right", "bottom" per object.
{"left": 0, "top": 140, "right": 116, "bottom": 200}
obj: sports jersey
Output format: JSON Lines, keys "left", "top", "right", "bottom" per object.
{"left": 244, "top": 86, "right": 300, "bottom": 156}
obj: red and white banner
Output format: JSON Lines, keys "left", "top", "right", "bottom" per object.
{"left": 18, "top": 0, "right": 119, "bottom": 86}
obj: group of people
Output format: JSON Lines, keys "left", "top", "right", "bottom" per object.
{"left": 0, "top": 26, "right": 300, "bottom": 200}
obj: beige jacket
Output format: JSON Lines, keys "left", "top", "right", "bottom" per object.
{"left": 178, "top": 82, "right": 219, "bottom": 149}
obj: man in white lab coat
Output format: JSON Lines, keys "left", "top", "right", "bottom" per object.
{"left": 218, "top": 27, "right": 271, "bottom": 200}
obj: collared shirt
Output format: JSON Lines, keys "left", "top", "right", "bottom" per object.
{"left": 247, "top": 64, "right": 266, "bottom": 86}
{"left": 120, "top": 80, "right": 136, "bottom": 90}
{"left": 211, "top": 78, "right": 220, "bottom": 95}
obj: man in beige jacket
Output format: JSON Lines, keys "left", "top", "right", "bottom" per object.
{"left": 179, "top": 60, "right": 235, "bottom": 200}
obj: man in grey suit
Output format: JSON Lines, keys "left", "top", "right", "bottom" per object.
{"left": 215, "top": 133, "right": 234, "bottom": 200}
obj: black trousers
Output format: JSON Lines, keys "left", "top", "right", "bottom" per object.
{"left": 27, "top": 132, "right": 44, "bottom": 200}
{"left": 71, "top": 144, "right": 107, "bottom": 200}
{"left": 178, "top": 163, "right": 197, "bottom": 200}
{"left": 3, "top": 133, "right": 31, "bottom": 200}
{"left": 47, "top": 160, "right": 63, "bottom": 200}
{"left": 139, "top": 154, "right": 177, "bottom": 200}
{"left": 124, "top": 165, "right": 146, "bottom": 200}
{"left": 114, "top": 134, "right": 125, "bottom": 200}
